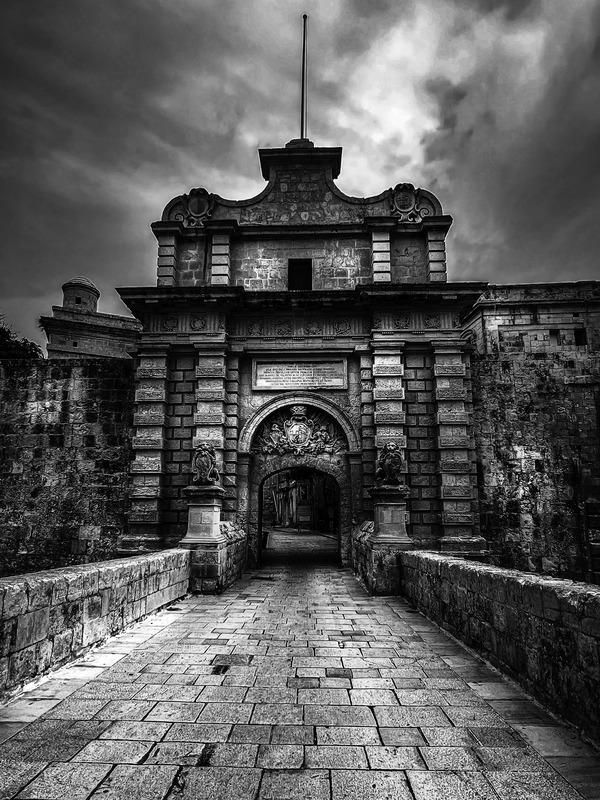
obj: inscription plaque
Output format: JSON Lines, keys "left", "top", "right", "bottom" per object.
{"left": 253, "top": 359, "right": 347, "bottom": 390}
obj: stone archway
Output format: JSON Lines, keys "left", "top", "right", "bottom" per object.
{"left": 238, "top": 394, "right": 362, "bottom": 567}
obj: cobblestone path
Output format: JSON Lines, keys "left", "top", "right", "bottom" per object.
{"left": 1, "top": 546, "right": 599, "bottom": 799}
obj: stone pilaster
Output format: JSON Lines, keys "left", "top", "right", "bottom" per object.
{"left": 210, "top": 233, "right": 230, "bottom": 286}
{"left": 193, "top": 343, "right": 228, "bottom": 479}
{"left": 427, "top": 230, "right": 447, "bottom": 283}
{"left": 357, "top": 345, "right": 375, "bottom": 512}
{"left": 124, "top": 345, "right": 170, "bottom": 554}
{"left": 432, "top": 340, "right": 485, "bottom": 554}
{"left": 371, "top": 336, "right": 408, "bottom": 530}
{"left": 155, "top": 234, "right": 176, "bottom": 286}
{"left": 223, "top": 352, "right": 240, "bottom": 519}
{"left": 371, "top": 232, "right": 391, "bottom": 282}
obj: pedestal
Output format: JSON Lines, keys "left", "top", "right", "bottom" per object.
{"left": 369, "top": 485, "right": 412, "bottom": 547}
{"left": 179, "top": 485, "right": 227, "bottom": 593}
{"left": 358, "top": 484, "right": 413, "bottom": 595}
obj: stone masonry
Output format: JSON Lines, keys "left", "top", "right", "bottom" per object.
{"left": 0, "top": 542, "right": 598, "bottom": 799}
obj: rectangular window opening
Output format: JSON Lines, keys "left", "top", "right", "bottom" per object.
{"left": 288, "top": 258, "right": 312, "bottom": 290}
{"left": 75, "top": 296, "right": 82, "bottom": 304}
{"left": 574, "top": 328, "right": 587, "bottom": 346}
{"left": 72, "top": 341, "right": 78, "bottom": 347}
{"left": 549, "top": 329, "right": 560, "bottom": 346}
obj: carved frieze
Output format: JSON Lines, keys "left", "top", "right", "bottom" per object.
{"left": 190, "top": 315, "right": 208, "bottom": 332}
{"left": 161, "top": 317, "right": 178, "bottom": 332}
{"left": 334, "top": 318, "right": 351, "bottom": 335}
{"left": 275, "top": 319, "right": 293, "bottom": 337}
{"left": 439, "top": 436, "right": 471, "bottom": 449}
{"left": 136, "top": 367, "right": 167, "bottom": 379}
{"left": 305, "top": 319, "right": 323, "bottom": 335}
{"left": 442, "top": 512, "right": 473, "bottom": 525}
{"left": 247, "top": 319, "right": 263, "bottom": 336}
{"left": 435, "top": 388, "right": 467, "bottom": 400}
{"left": 434, "top": 365, "right": 466, "bottom": 376}
{"left": 135, "top": 382, "right": 167, "bottom": 402}
{"left": 439, "top": 459, "right": 471, "bottom": 473}
{"left": 441, "top": 486, "right": 472, "bottom": 498}
{"left": 393, "top": 313, "right": 411, "bottom": 329}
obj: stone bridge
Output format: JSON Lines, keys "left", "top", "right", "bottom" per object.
{"left": 0, "top": 536, "right": 599, "bottom": 799}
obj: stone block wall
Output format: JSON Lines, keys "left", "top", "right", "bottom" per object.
{"left": 400, "top": 552, "right": 600, "bottom": 743}
{"left": 230, "top": 236, "right": 372, "bottom": 291}
{"left": 0, "top": 549, "right": 190, "bottom": 697}
{"left": 390, "top": 235, "right": 428, "bottom": 283}
{"left": 0, "top": 360, "right": 134, "bottom": 577}
{"left": 469, "top": 290, "right": 600, "bottom": 580}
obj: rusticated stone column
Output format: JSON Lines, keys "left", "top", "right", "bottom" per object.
{"left": 123, "top": 345, "right": 170, "bottom": 555}
{"left": 432, "top": 339, "right": 486, "bottom": 555}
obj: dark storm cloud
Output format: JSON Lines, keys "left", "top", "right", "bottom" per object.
{"left": 419, "top": 1, "right": 600, "bottom": 281}
{"left": 0, "top": 0, "right": 598, "bottom": 346}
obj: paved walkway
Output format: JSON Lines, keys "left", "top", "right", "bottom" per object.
{"left": 1, "top": 543, "right": 599, "bottom": 799}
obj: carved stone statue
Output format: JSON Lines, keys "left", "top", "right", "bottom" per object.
{"left": 375, "top": 441, "right": 407, "bottom": 486}
{"left": 191, "top": 441, "right": 220, "bottom": 485}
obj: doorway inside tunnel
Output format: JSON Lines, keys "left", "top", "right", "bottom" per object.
{"left": 259, "top": 467, "right": 340, "bottom": 565}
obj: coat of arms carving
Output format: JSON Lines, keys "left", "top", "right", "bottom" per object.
{"left": 254, "top": 405, "right": 344, "bottom": 457}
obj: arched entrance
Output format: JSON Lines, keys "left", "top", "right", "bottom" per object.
{"left": 237, "top": 393, "right": 362, "bottom": 567}
{"left": 259, "top": 467, "right": 340, "bottom": 563}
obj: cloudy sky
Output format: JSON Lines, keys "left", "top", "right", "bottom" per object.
{"left": 1, "top": 0, "right": 599, "bottom": 347}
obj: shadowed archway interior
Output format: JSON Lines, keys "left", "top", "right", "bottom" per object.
{"left": 259, "top": 467, "right": 340, "bottom": 567}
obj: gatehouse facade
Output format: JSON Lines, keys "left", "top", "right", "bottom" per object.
{"left": 35, "top": 136, "right": 600, "bottom": 587}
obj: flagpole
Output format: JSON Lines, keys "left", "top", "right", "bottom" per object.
{"left": 300, "top": 13, "right": 308, "bottom": 139}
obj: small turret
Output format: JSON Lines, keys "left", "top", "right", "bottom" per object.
{"left": 61, "top": 276, "right": 100, "bottom": 313}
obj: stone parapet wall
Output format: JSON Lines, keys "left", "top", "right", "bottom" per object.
{"left": 0, "top": 549, "right": 190, "bottom": 698}
{"left": 400, "top": 551, "right": 600, "bottom": 743}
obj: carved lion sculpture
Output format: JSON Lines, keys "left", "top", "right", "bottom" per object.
{"left": 192, "top": 441, "right": 220, "bottom": 485}
{"left": 375, "top": 441, "right": 407, "bottom": 486}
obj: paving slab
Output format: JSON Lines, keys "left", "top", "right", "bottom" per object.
{"left": 14, "top": 762, "right": 110, "bottom": 800}
{"left": 0, "top": 549, "right": 597, "bottom": 799}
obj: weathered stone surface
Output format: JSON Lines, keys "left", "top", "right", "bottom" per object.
{"left": 0, "top": 549, "right": 189, "bottom": 697}
{"left": 0, "top": 555, "right": 597, "bottom": 799}
{"left": 400, "top": 552, "right": 600, "bottom": 743}
{"left": 0, "top": 360, "right": 135, "bottom": 577}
